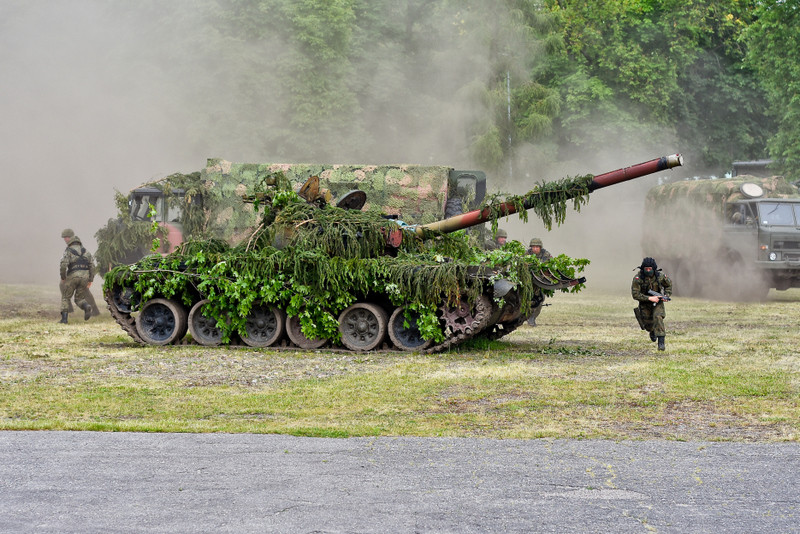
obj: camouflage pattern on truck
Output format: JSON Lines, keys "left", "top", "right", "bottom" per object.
{"left": 644, "top": 174, "right": 800, "bottom": 300}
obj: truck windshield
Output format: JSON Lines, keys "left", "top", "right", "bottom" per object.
{"left": 130, "top": 194, "right": 165, "bottom": 222}
{"left": 167, "top": 201, "right": 183, "bottom": 223}
{"left": 758, "top": 202, "right": 798, "bottom": 226}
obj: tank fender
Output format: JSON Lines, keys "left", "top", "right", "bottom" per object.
{"left": 493, "top": 279, "right": 516, "bottom": 299}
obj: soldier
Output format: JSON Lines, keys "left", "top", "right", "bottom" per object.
{"left": 526, "top": 238, "right": 553, "bottom": 326}
{"left": 59, "top": 228, "right": 96, "bottom": 323}
{"left": 528, "top": 237, "right": 552, "bottom": 261}
{"left": 631, "top": 257, "right": 672, "bottom": 351}
{"left": 485, "top": 228, "right": 508, "bottom": 250}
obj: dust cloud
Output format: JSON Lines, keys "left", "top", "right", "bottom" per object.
{"left": 0, "top": 1, "right": 690, "bottom": 290}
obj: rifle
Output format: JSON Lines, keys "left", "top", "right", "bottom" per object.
{"left": 647, "top": 290, "right": 671, "bottom": 304}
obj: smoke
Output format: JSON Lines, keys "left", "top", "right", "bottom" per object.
{"left": 0, "top": 1, "right": 220, "bottom": 283}
{"left": 0, "top": 0, "right": 695, "bottom": 289}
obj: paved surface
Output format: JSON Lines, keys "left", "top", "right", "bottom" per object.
{"left": 0, "top": 432, "right": 797, "bottom": 533}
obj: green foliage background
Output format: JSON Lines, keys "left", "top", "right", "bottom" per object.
{"left": 99, "top": 0, "right": 796, "bottom": 179}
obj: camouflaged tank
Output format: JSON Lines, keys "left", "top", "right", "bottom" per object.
{"left": 103, "top": 154, "right": 683, "bottom": 353}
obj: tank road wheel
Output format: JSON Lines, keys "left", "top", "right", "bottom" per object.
{"left": 242, "top": 305, "right": 285, "bottom": 348}
{"left": 388, "top": 306, "right": 433, "bottom": 351}
{"left": 338, "top": 303, "right": 388, "bottom": 351}
{"left": 135, "top": 298, "right": 187, "bottom": 345}
{"left": 188, "top": 299, "right": 223, "bottom": 346}
{"left": 286, "top": 315, "right": 327, "bottom": 350}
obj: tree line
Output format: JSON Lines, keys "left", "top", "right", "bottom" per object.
{"left": 111, "top": 0, "right": 800, "bottom": 181}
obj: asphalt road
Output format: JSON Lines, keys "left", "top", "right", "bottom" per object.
{"left": 0, "top": 432, "right": 797, "bottom": 533}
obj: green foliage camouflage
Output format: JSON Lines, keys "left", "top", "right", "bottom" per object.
{"left": 482, "top": 173, "right": 594, "bottom": 233}
{"left": 96, "top": 160, "right": 479, "bottom": 275}
{"left": 104, "top": 173, "right": 592, "bottom": 344}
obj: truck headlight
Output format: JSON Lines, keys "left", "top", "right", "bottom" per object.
{"left": 769, "top": 252, "right": 778, "bottom": 261}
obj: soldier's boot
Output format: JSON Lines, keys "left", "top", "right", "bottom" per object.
{"left": 649, "top": 331, "right": 657, "bottom": 342}
{"left": 59, "top": 312, "right": 68, "bottom": 324}
{"left": 80, "top": 302, "right": 92, "bottom": 321}
{"left": 657, "top": 336, "right": 665, "bottom": 351}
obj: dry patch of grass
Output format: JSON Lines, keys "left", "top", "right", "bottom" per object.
{"left": 0, "top": 283, "right": 798, "bottom": 440}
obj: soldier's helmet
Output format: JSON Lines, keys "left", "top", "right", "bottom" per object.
{"left": 639, "top": 257, "right": 658, "bottom": 271}
{"left": 530, "top": 237, "right": 543, "bottom": 247}
{"left": 61, "top": 228, "right": 75, "bottom": 238}
{"left": 496, "top": 228, "right": 508, "bottom": 238}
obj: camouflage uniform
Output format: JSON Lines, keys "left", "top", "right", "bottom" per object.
{"left": 484, "top": 228, "right": 508, "bottom": 250}
{"left": 527, "top": 238, "right": 552, "bottom": 326}
{"left": 631, "top": 257, "right": 672, "bottom": 350}
{"left": 59, "top": 229, "right": 96, "bottom": 322}
{"left": 527, "top": 237, "right": 552, "bottom": 261}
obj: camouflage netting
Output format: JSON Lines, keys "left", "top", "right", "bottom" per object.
{"left": 645, "top": 175, "right": 799, "bottom": 218}
{"left": 96, "top": 160, "right": 469, "bottom": 275}
{"left": 204, "top": 159, "right": 454, "bottom": 223}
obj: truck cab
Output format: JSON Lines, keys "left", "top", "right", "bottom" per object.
{"left": 128, "top": 186, "right": 187, "bottom": 253}
{"left": 725, "top": 198, "right": 800, "bottom": 290}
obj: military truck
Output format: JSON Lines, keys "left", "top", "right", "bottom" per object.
{"left": 643, "top": 173, "right": 800, "bottom": 300}
{"left": 95, "top": 160, "right": 486, "bottom": 274}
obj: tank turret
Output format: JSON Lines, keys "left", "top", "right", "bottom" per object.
{"left": 104, "top": 154, "right": 683, "bottom": 353}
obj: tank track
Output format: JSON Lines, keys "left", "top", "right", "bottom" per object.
{"left": 106, "top": 289, "right": 496, "bottom": 353}
{"left": 105, "top": 290, "right": 145, "bottom": 344}
{"left": 424, "top": 294, "right": 492, "bottom": 354}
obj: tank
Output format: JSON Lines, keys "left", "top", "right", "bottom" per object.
{"left": 103, "top": 154, "right": 683, "bottom": 352}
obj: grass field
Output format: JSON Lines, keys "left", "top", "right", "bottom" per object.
{"left": 1, "top": 283, "right": 798, "bottom": 441}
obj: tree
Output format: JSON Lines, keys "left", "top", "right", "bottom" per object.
{"left": 542, "top": 0, "right": 771, "bottom": 175}
{"left": 744, "top": 0, "right": 800, "bottom": 180}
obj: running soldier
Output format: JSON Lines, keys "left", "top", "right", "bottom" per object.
{"left": 59, "top": 228, "right": 96, "bottom": 323}
{"left": 631, "top": 257, "right": 672, "bottom": 351}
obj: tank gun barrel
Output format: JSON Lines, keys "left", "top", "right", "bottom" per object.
{"left": 413, "top": 154, "right": 683, "bottom": 236}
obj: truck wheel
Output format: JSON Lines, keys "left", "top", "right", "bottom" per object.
{"left": 135, "top": 298, "right": 187, "bottom": 345}
{"left": 444, "top": 197, "right": 463, "bottom": 218}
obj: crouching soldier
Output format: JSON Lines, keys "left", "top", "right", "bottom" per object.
{"left": 631, "top": 257, "right": 672, "bottom": 351}
{"left": 59, "top": 228, "right": 96, "bottom": 323}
